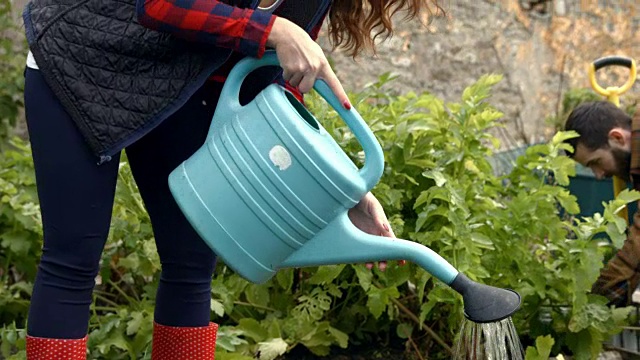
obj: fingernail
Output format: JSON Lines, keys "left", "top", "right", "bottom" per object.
{"left": 343, "top": 100, "right": 351, "bottom": 110}
{"left": 383, "top": 223, "right": 390, "bottom": 232}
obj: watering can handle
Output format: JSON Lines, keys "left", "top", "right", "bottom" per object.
{"left": 217, "top": 51, "right": 385, "bottom": 190}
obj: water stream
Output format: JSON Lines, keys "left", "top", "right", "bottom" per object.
{"left": 453, "top": 317, "right": 524, "bottom": 360}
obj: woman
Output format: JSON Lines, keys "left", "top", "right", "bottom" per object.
{"left": 21, "top": 0, "right": 440, "bottom": 358}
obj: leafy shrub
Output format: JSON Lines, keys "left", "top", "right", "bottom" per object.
{"left": 0, "top": 0, "right": 26, "bottom": 147}
{"left": 0, "top": 72, "right": 635, "bottom": 359}
{"left": 309, "top": 74, "right": 636, "bottom": 359}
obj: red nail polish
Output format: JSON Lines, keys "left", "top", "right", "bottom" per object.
{"left": 343, "top": 101, "right": 351, "bottom": 110}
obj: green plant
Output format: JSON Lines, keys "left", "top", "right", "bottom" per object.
{"left": 305, "top": 73, "right": 636, "bottom": 358}
{"left": 0, "top": 0, "right": 26, "bottom": 147}
{"left": 0, "top": 139, "right": 40, "bottom": 328}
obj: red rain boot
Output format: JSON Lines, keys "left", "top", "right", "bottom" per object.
{"left": 151, "top": 322, "right": 218, "bottom": 360}
{"left": 26, "top": 335, "right": 87, "bottom": 360}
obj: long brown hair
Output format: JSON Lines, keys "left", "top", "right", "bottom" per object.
{"left": 327, "top": 0, "right": 444, "bottom": 57}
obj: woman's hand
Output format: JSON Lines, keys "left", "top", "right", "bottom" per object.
{"left": 348, "top": 192, "right": 405, "bottom": 271}
{"left": 266, "top": 17, "right": 351, "bottom": 110}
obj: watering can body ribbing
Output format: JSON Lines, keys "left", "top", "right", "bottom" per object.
{"left": 168, "top": 51, "right": 520, "bottom": 323}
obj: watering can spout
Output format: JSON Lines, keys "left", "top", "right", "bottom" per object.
{"left": 281, "top": 211, "right": 521, "bottom": 323}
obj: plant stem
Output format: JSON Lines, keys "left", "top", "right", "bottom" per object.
{"left": 94, "top": 294, "right": 120, "bottom": 308}
{"left": 406, "top": 333, "right": 426, "bottom": 360}
{"left": 107, "top": 279, "right": 137, "bottom": 305}
{"left": 92, "top": 306, "right": 119, "bottom": 312}
{"left": 390, "top": 296, "right": 453, "bottom": 355}
{"left": 233, "top": 301, "right": 276, "bottom": 312}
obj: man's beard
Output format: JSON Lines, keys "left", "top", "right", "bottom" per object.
{"left": 612, "top": 148, "right": 631, "bottom": 179}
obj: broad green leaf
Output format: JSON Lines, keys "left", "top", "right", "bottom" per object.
{"left": 367, "top": 288, "right": 387, "bottom": 319}
{"left": 470, "top": 233, "right": 494, "bottom": 250}
{"left": 117, "top": 253, "right": 140, "bottom": 270}
{"left": 275, "top": 269, "right": 293, "bottom": 291}
{"left": 307, "top": 265, "right": 346, "bottom": 285}
{"left": 328, "top": 326, "right": 349, "bottom": 348}
{"left": 125, "top": 312, "right": 144, "bottom": 336}
{"left": 0, "top": 231, "right": 31, "bottom": 254}
{"left": 244, "top": 284, "right": 270, "bottom": 308}
{"left": 551, "top": 130, "right": 579, "bottom": 145}
{"left": 95, "top": 332, "right": 130, "bottom": 354}
{"left": 616, "top": 188, "right": 640, "bottom": 204}
{"left": 396, "top": 323, "right": 413, "bottom": 339}
{"left": 423, "top": 170, "right": 447, "bottom": 187}
{"left": 556, "top": 190, "right": 580, "bottom": 215}
{"left": 216, "top": 328, "right": 249, "bottom": 352}
{"left": 354, "top": 265, "right": 372, "bottom": 291}
{"left": 267, "top": 320, "right": 282, "bottom": 339}
{"left": 211, "top": 299, "right": 225, "bottom": 317}
{"left": 524, "top": 335, "right": 554, "bottom": 360}
{"left": 237, "top": 318, "right": 268, "bottom": 342}
{"left": 257, "top": 338, "right": 288, "bottom": 360}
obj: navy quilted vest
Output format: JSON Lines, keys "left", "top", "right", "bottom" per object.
{"left": 23, "top": 0, "right": 331, "bottom": 163}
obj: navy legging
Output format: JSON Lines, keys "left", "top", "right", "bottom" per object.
{"left": 24, "top": 68, "right": 221, "bottom": 339}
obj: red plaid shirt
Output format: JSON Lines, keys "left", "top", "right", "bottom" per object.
{"left": 137, "top": 0, "right": 276, "bottom": 58}
{"left": 137, "top": 0, "right": 328, "bottom": 101}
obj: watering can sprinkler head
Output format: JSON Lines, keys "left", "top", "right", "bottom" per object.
{"left": 450, "top": 273, "right": 521, "bottom": 323}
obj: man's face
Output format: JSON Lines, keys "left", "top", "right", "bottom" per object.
{"left": 574, "top": 143, "right": 631, "bottom": 180}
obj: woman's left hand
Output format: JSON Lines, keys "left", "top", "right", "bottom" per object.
{"left": 348, "top": 192, "right": 405, "bottom": 271}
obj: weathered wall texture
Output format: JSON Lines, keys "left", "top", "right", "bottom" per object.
{"left": 11, "top": 0, "right": 640, "bottom": 150}
{"left": 317, "top": 0, "right": 640, "bottom": 150}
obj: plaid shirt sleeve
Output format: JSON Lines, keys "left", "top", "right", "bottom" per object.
{"left": 136, "top": 0, "right": 276, "bottom": 58}
{"left": 592, "top": 209, "right": 640, "bottom": 306}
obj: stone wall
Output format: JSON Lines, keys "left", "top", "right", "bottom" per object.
{"left": 10, "top": 0, "right": 640, "bottom": 150}
{"left": 317, "top": 0, "right": 640, "bottom": 150}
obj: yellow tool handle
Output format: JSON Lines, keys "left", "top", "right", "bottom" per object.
{"left": 588, "top": 56, "right": 637, "bottom": 223}
{"left": 588, "top": 56, "right": 637, "bottom": 106}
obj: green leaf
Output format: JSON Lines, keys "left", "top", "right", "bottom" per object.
{"left": 95, "top": 332, "right": 130, "bottom": 354}
{"left": 244, "top": 284, "right": 270, "bottom": 308}
{"left": 551, "top": 130, "right": 579, "bottom": 145}
{"left": 117, "top": 252, "right": 140, "bottom": 270}
{"left": 423, "top": 170, "right": 447, "bottom": 187}
{"left": 216, "top": 328, "right": 249, "bottom": 352}
{"left": 125, "top": 312, "right": 143, "bottom": 336}
{"left": 257, "top": 338, "right": 288, "bottom": 360}
{"left": 275, "top": 269, "right": 293, "bottom": 291}
{"left": 616, "top": 188, "right": 640, "bottom": 204}
{"left": 556, "top": 190, "right": 580, "bottom": 215}
{"left": 307, "top": 265, "right": 346, "bottom": 285}
{"left": 396, "top": 323, "right": 413, "bottom": 339}
{"left": 354, "top": 265, "right": 372, "bottom": 291}
{"left": 524, "top": 335, "right": 554, "bottom": 360}
{"left": 267, "top": 320, "right": 282, "bottom": 339}
{"left": 237, "top": 318, "right": 268, "bottom": 342}
{"left": 0, "top": 231, "right": 31, "bottom": 255}
{"left": 328, "top": 326, "right": 349, "bottom": 348}
{"left": 367, "top": 288, "right": 387, "bottom": 319}
{"left": 211, "top": 299, "right": 225, "bottom": 317}
{"left": 366, "top": 286, "right": 399, "bottom": 319}
{"left": 470, "top": 233, "right": 494, "bottom": 250}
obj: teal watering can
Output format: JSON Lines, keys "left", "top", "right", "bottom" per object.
{"left": 168, "top": 51, "right": 520, "bottom": 323}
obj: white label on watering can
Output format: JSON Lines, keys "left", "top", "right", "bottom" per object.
{"left": 269, "top": 145, "right": 292, "bottom": 170}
